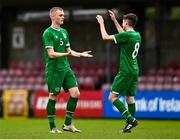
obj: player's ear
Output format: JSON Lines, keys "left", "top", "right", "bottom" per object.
{"left": 124, "top": 20, "right": 127, "bottom": 26}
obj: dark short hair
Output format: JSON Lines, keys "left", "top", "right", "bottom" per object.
{"left": 123, "top": 13, "right": 138, "bottom": 28}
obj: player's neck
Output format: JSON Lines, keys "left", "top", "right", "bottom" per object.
{"left": 51, "top": 23, "right": 61, "bottom": 30}
{"left": 125, "top": 27, "right": 134, "bottom": 32}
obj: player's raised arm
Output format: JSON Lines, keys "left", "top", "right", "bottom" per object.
{"left": 96, "top": 15, "right": 114, "bottom": 41}
{"left": 66, "top": 47, "right": 93, "bottom": 58}
{"left": 108, "top": 10, "right": 124, "bottom": 33}
{"left": 47, "top": 48, "right": 70, "bottom": 58}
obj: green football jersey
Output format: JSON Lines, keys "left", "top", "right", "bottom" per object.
{"left": 113, "top": 31, "right": 141, "bottom": 75}
{"left": 43, "top": 26, "right": 70, "bottom": 72}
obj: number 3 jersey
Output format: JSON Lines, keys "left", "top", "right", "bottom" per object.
{"left": 43, "top": 26, "right": 70, "bottom": 72}
{"left": 112, "top": 31, "right": 141, "bottom": 75}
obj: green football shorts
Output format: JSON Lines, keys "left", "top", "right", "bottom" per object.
{"left": 111, "top": 70, "right": 138, "bottom": 96}
{"left": 46, "top": 68, "right": 78, "bottom": 94}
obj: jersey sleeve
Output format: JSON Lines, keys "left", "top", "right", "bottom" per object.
{"left": 64, "top": 29, "right": 70, "bottom": 48}
{"left": 113, "top": 32, "right": 127, "bottom": 45}
{"left": 43, "top": 30, "right": 54, "bottom": 49}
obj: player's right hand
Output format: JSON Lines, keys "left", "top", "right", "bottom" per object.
{"left": 81, "top": 51, "right": 93, "bottom": 58}
{"left": 108, "top": 10, "right": 116, "bottom": 21}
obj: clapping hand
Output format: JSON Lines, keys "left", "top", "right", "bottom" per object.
{"left": 108, "top": 10, "right": 116, "bottom": 21}
{"left": 96, "top": 15, "right": 104, "bottom": 24}
{"left": 80, "top": 51, "right": 93, "bottom": 57}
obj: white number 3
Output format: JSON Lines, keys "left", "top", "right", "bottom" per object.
{"left": 132, "top": 42, "right": 140, "bottom": 59}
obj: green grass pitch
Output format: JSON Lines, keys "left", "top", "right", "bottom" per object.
{"left": 0, "top": 118, "right": 180, "bottom": 139}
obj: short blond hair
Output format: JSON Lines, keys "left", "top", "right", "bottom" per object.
{"left": 49, "top": 7, "right": 63, "bottom": 17}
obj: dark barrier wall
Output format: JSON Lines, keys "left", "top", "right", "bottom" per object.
{"left": 104, "top": 90, "right": 180, "bottom": 119}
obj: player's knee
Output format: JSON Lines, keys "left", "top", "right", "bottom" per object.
{"left": 49, "top": 94, "right": 58, "bottom": 101}
{"left": 108, "top": 94, "right": 117, "bottom": 103}
{"left": 71, "top": 89, "right": 80, "bottom": 98}
{"left": 126, "top": 96, "right": 135, "bottom": 104}
{"left": 69, "top": 87, "right": 80, "bottom": 98}
{"left": 75, "top": 90, "right": 80, "bottom": 98}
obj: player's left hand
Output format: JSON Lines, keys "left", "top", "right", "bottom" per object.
{"left": 96, "top": 15, "right": 104, "bottom": 24}
{"left": 81, "top": 51, "right": 93, "bottom": 57}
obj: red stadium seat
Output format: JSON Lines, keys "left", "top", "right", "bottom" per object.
{"left": 147, "top": 75, "right": 156, "bottom": 83}
{"left": 172, "top": 83, "right": 180, "bottom": 91}
{"left": 138, "top": 82, "right": 146, "bottom": 91}
{"left": 154, "top": 82, "right": 163, "bottom": 91}
{"left": 163, "top": 82, "right": 172, "bottom": 91}
{"left": 164, "top": 76, "right": 172, "bottom": 82}
{"left": 147, "top": 68, "right": 157, "bottom": 76}
{"left": 175, "top": 69, "right": 180, "bottom": 76}
{"left": 156, "top": 68, "right": 165, "bottom": 76}
{"left": 165, "top": 68, "right": 175, "bottom": 76}
{"left": 156, "top": 76, "right": 164, "bottom": 83}
{"left": 145, "top": 82, "right": 154, "bottom": 91}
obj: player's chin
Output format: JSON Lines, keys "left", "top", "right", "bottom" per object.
{"left": 60, "top": 21, "right": 64, "bottom": 25}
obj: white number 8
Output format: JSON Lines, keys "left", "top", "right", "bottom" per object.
{"left": 132, "top": 42, "right": 140, "bottom": 59}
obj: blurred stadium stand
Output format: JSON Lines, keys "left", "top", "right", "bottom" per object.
{"left": 1, "top": 61, "right": 180, "bottom": 91}
{"left": 0, "top": 61, "right": 118, "bottom": 90}
{"left": 138, "top": 64, "right": 180, "bottom": 91}
{"left": 0, "top": 0, "right": 180, "bottom": 91}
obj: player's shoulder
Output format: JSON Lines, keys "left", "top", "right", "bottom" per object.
{"left": 133, "top": 31, "right": 141, "bottom": 39}
{"left": 134, "top": 31, "right": 141, "bottom": 36}
{"left": 44, "top": 26, "right": 52, "bottom": 32}
{"left": 118, "top": 31, "right": 129, "bottom": 36}
{"left": 115, "top": 31, "right": 128, "bottom": 38}
{"left": 60, "top": 27, "right": 68, "bottom": 33}
{"left": 124, "top": 31, "right": 140, "bottom": 37}
{"left": 43, "top": 27, "right": 52, "bottom": 36}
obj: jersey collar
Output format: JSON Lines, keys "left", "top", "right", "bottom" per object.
{"left": 50, "top": 26, "right": 61, "bottom": 31}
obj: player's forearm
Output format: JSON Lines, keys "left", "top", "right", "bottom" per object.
{"left": 48, "top": 52, "right": 69, "bottom": 58}
{"left": 113, "top": 19, "right": 124, "bottom": 32}
{"left": 70, "top": 50, "right": 81, "bottom": 57}
{"left": 99, "top": 23, "right": 111, "bottom": 40}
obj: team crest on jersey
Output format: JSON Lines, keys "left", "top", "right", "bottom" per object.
{"left": 55, "top": 87, "right": 60, "bottom": 92}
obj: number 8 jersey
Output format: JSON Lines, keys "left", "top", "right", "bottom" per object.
{"left": 112, "top": 31, "right": 141, "bottom": 75}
